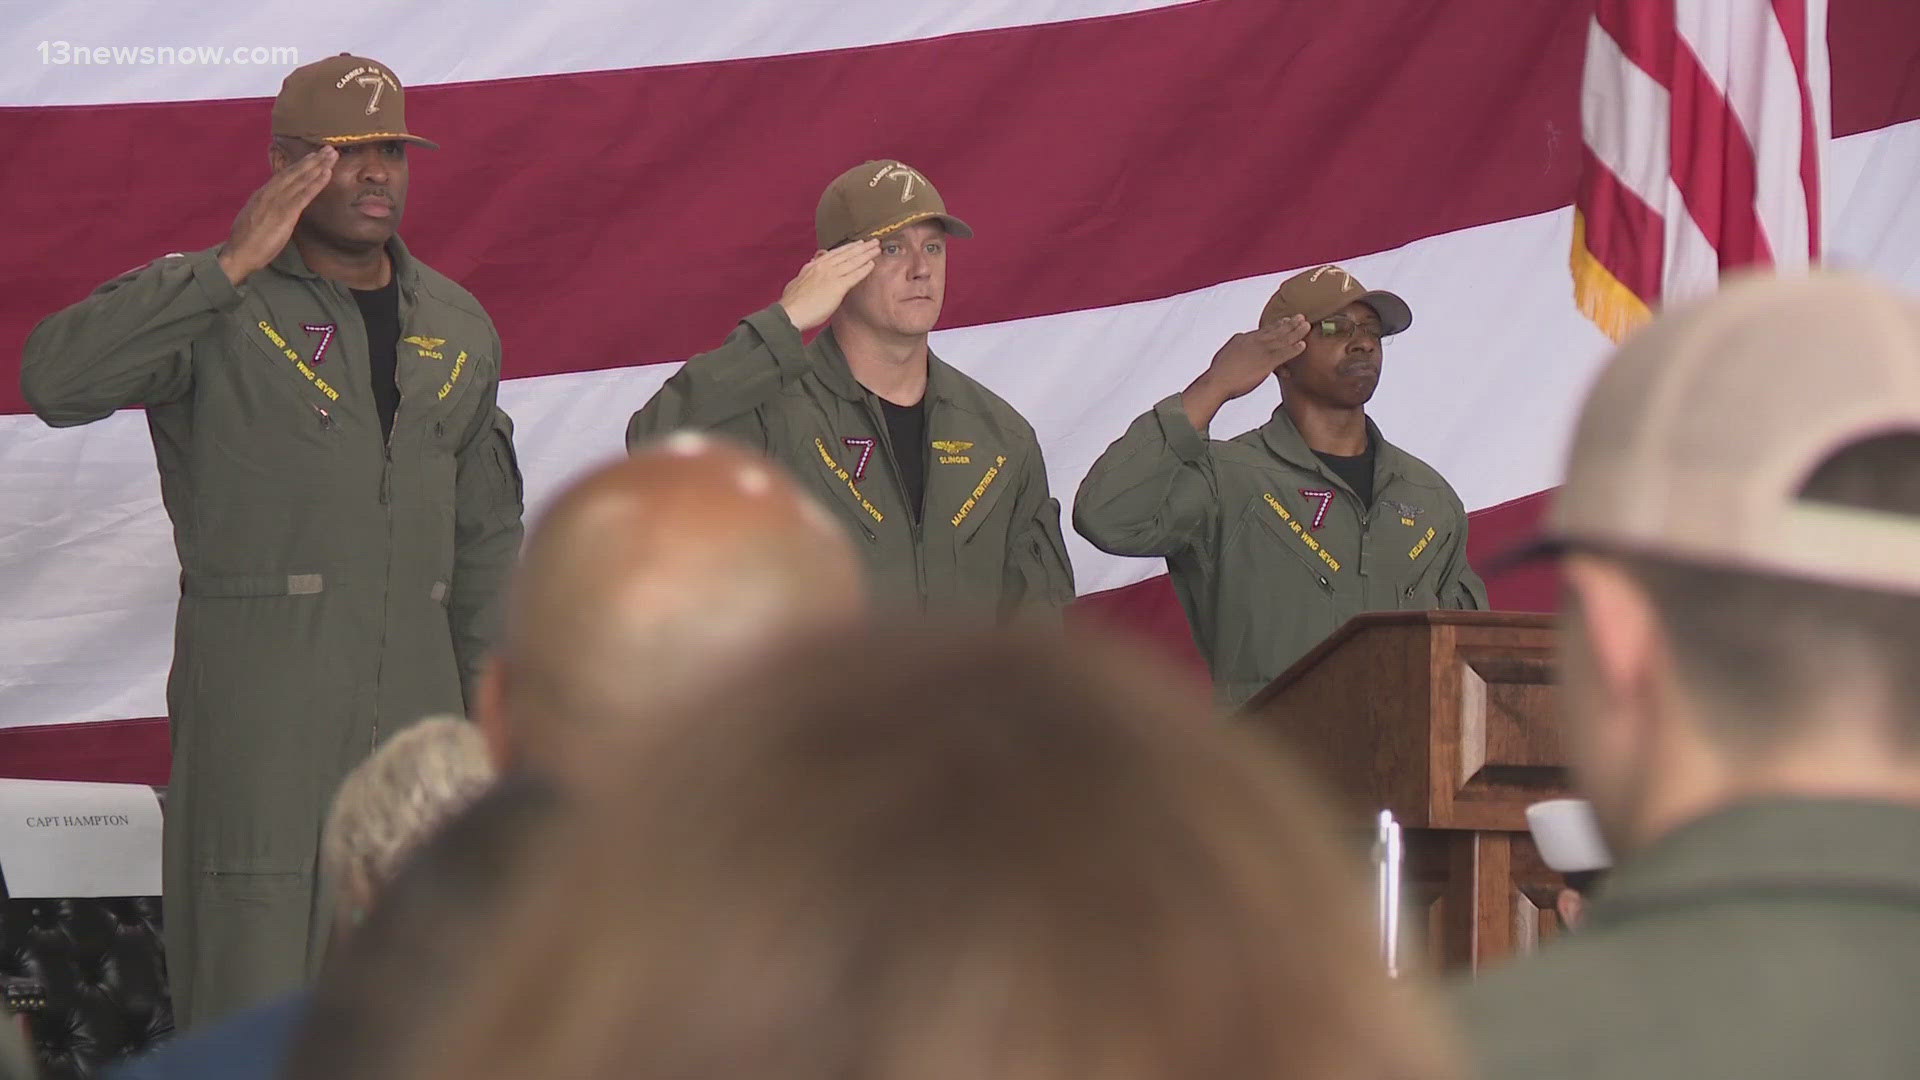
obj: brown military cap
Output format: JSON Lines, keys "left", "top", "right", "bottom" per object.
{"left": 815, "top": 160, "right": 973, "bottom": 249}
{"left": 271, "top": 53, "right": 438, "bottom": 149}
{"left": 1259, "top": 264, "right": 1412, "bottom": 336}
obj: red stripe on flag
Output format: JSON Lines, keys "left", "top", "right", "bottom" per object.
{"left": 1595, "top": 0, "right": 1678, "bottom": 81}
{"left": 1773, "top": 0, "right": 1822, "bottom": 259}
{"left": 0, "top": 716, "right": 171, "bottom": 786}
{"left": 1575, "top": 145, "right": 1666, "bottom": 302}
{"left": 1069, "top": 575, "right": 1209, "bottom": 678}
{"left": 1828, "top": 0, "right": 1920, "bottom": 134}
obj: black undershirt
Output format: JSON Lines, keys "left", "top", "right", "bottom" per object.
{"left": 1314, "top": 441, "right": 1376, "bottom": 510}
{"left": 880, "top": 398, "right": 927, "bottom": 522}
{"left": 351, "top": 278, "right": 402, "bottom": 442}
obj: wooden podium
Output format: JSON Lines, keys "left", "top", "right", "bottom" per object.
{"left": 1239, "top": 611, "right": 1573, "bottom": 972}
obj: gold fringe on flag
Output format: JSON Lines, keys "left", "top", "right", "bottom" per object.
{"left": 1570, "top": 208, "right": 1653, "bottom": 344}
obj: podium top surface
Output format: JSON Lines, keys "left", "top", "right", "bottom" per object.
{"left": 1248, "top": 609, "right": 1556, "bottom": 711}
{"left": 1240, "top": 609, "right": 1568, "bottom": 830}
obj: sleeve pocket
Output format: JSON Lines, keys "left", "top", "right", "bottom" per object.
{"left": 487, "top": 410, "right": 524, "bottom": 508}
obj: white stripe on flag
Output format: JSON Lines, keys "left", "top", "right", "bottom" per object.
{"left": 7, "top": 0, "right": 1199, "bottom": 106}
{"left": 1660, "top": 175, "right": 1726, "bottom": 304}
{"left": 1806, "top": 0, "right": 1833, "bottom": 194}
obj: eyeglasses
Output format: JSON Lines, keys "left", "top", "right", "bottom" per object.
{"left": 1311, "top": 314, "right": 1393, "bottom": 342}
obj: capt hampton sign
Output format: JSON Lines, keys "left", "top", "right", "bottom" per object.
{"left": 26, "top": 814, "right": 133, "bottom": 827}
{"left": 0, "top": 779, "right": 161, "bottom": 897}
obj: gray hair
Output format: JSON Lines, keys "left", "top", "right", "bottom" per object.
{"left": 322, "top": 715, "right": 498, "bottom": 917}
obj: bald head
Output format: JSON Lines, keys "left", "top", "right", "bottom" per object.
{"left": 481, "top": 433, "right": 867, "bottom": 774}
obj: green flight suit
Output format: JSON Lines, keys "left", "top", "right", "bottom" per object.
{"left": 1452, "top": 798, "right": 1920, "bottom": 1080}
{"left": 1074, "top": 393, "right": 1486, "bottom": 706}
{"left": 625, "top": 304, "right": 1074, "bottom": 620}
{"left": 19, "top": 239, "right": 524, "bottom": 1028}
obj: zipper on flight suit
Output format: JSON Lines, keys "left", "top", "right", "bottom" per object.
{"left": 333, "top": 272, "right": 404, "bottom": 754}
{"left": 345, "top": 279, "right": 386, "bottom": 754}
{"left": 374, "top": 281, "right": 415, "bottom": 753}
{"left": 380, "top": 356, "right": 400, "bottom": 504}
{"left": 379, "top": 361, "right": 397, "bottom": 506}
{"left": 1314, "top": 461, "right": 1368, "bottom": 580}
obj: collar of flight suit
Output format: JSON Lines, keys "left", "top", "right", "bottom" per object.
{"left": 265, "top": 233, "right": 422, "bottom": 292}
{"left": 1255, "top": 403, "right": 1406, "bottom": 498}
{"left": 812, "top": 326, "right": 962, "bottom": 410}
{"left": 1586, "top": 796, "right": 1920, "bottom": 931}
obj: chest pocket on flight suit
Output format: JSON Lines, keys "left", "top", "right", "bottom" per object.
{"left": 226, "top": 315, "right": 350, "bottom": 441}
{"left": 424, "top": 340, "right": 501, "bottom": 590}
{"left": 803, "top": 435, "right": 887, "bottom": 547}
{"left": 1243, "top": 493, "right": 1341, "bottom": 596}
{"left": 1212, "top": 493, "right": 1340, "bottom": 672}
{"left": 1395, "top": 523, "right": 1451, "bottom": 609}
{"left": 946, "top": 449, "right": 1015, "bottom": 577}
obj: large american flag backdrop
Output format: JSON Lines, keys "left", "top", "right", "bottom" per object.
{"left": 4, "top": 0, "right": 1918, "bottom": 783}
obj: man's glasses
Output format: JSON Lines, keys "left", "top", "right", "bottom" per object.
{"left": 1311, "top": 314, "right": 1392, "bottom": 343}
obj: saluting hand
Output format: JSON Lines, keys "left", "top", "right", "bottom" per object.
{"left": 1202, "top": 317, "right": 1311, "bottom": 400}
{"left": 1181, "top": 316, "right": 1311, "bottom": 431}
{"left": 777, "top": 240, "right": 880, "bottom": 333}
{"left": 217, "top": 145, "right": 337, "bottom": 287}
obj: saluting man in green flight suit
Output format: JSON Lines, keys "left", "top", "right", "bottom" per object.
{"left": 19, "top": 54, "right": 525, "bottom": 1029}
{"left": 626, "top": 160, "right": 1074, "bottom": 621}
{"left": 1074, "top": 265, "right": 1486, "bottom": 707}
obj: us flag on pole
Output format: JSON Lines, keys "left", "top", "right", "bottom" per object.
{"left": 1573, "top": 0, "right": 1832, "bottom": 340}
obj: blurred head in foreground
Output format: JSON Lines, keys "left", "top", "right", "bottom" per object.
{"left": 415, "top": 623, "right": 1460, "bottom": 1080}
{"left": 475, "top": 430, "right": 867, "bottom": 777}
{"left": 319, "top": 714, "right": 496, "bottom": 939}
{"left": 287, "top": 772, "right": 565, "bottom": 1080}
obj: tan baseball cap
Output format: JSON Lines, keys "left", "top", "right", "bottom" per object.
{"left": 1528, "top": 269, "right": 1920, "bottom": 594}
{"left": 815, "top": 160, "right": 973, "bottom": 249}
{"left": 1259, "top": 264, "right": 1412, "bottom": 335}
{"left": 271, "top": 53, "right": 439, "bottom": 149}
